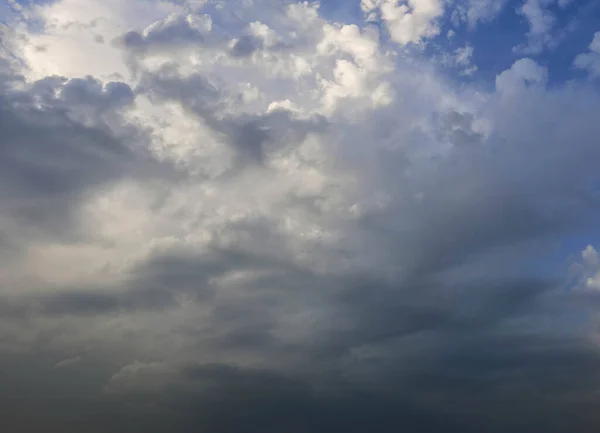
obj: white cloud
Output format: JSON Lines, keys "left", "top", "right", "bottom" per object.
{"left": 6, "top": 0, "right": 165, "bottom": 81}
{"left": 570, "top": 245, "right": 600, "bottom": 291}
{"left": 495, "top": 58, "right": 547, "bottom": 94}
{"left": 362, "top": 0, "right": 445, "bottom": 46}
{"left": 514, "top": 0, "right": 572, "bottom": 54}
{"left": 574, "top": 32, "right": 600, "bottom": 78}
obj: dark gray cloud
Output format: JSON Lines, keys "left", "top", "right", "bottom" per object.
{"left": 5, "top": 252, "right": 597, "bottom": 431}
{"left": 3, "top": 70, "right": 600, "bottom": 432}
{"left": 230, "top": 35, "right": 263, "bottom": 58}
{"left": 117, "top": 14, "right": 208, "bottom": 54}
{"left": 0, "top": 73, "right": 180, "bottom": 244}
{"left": 3, "top": 335, "right": 600, "bottom": 433}
{"left": 0, "top": 98, "right": 127, "bottom": 236}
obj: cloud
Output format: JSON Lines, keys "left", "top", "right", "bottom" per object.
{"left": 105, "top": 361, "right": 178, "bottom": 395}
{"left": 0, "top": 73, "right": 176, "bottom": 257}
{"left": 513, "top": 0, "right": 574, "bottom": 54}
{"left": 495, "top": 57, "right": 548, "bottom": 94}
{"left": 451, "top": 0, "right": 511, "bottom": 28}
{"left": 437, "top": 43, "right": 478, "bottom": 76}
{"left": 1, "top": 1, "right": 600, "bottom": 432}
{"left": 119, "top": 13, "right": 212, "bottom": 53}
{"left": 362, "top": 0, "right": 445, "bottom": 46}
{"left": 574, "top": 31, "right": 600, "bottom": 78}
{"left": 515, "top": 0, "right": 557, "bottom": 54}
{"left": 55, "top": 355, "right": 82, "bottom": 368}
{"left": 569, "top": 244, "right": 600, "bottom": 290}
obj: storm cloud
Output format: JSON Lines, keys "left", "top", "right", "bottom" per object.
{"left": 1, "top": 0, "right": 600, "bottom": 432}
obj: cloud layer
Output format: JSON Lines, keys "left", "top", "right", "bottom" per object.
{"left": 1, "top": 0, "right": 600, "bottom": 432}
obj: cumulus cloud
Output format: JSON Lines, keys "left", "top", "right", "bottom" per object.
{"left": 569, "top": 245, "right": 600, "bottom": 290}
{"left": 495, "top": 57, "right": 548, "bottom": 94}
{"left": 514, "top": 0, "right": 573, "bottom": 54}
{"left": 362, "top": 0, "right": 445, "bottom": 46}
{"left": 2, "top": 1, "right": 600, "bottom": 432}
{"left": 574, "top": 31, "right": 600, "bottom": 78}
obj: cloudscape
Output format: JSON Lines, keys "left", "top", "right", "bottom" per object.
{"left": 1, "top": 0, "right": 600, "bottom": 431}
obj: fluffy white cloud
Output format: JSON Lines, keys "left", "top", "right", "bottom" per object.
{"left": 570, "top": 245, "right": 600, "bottom": 291}
{"left": 574, "top": 32, "right": 600, "bottom": 78}
{"left": 362, "top": 0, "right": 444, "bottom": 45}
{"left": 495, "top": 57, "right": 548, "bottom": 94}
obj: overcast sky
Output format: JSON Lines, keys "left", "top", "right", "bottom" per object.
{"left": 1, "top": 0, "right": 600, "bottom": 431}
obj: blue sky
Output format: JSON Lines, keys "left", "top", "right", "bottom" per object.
{"left": 315, "top": 0, "right": 600, "bottom": 85}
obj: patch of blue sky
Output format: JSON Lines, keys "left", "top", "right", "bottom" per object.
{"left": 439, "top": 1, "right": 530, "bottom": 84}
{"left": 450, "top": 0, "right": 600, "bottom": 86}
{"left": 321, "top": 0, "right": 600, "bottom": 87}
{"left": 316, "top": 0, "right": 365, "bottom": 24}
{"left": 538, "top": 0, "right": 600, "bottom": 85}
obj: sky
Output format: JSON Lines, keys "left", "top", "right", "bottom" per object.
{"left": 1, "top": 0, "right": 600, "bottom": 431}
